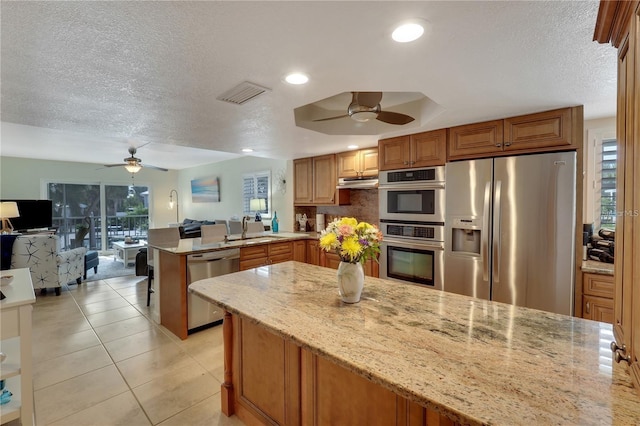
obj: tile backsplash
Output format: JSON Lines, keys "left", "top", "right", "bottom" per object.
{"left": 293, "top": 189, "right": 379, "bottom": 232}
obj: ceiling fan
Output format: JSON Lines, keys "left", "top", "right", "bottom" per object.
{"left": 313, "top": 92, "right": 415, "bottom": 125}
{"left": 103, "top": 147, "right": 168, "bottom": 173}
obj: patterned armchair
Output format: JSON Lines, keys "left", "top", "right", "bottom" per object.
{"left": 10, "top": 234, "right": 86, "bottom": 295}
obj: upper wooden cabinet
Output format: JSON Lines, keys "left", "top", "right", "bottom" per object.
{"left": 294, "top": 154, "right": 350, "bottom": 206}
{"left": 378, "top": 129, "right": 447, "bottom": 171}
{"left": 337, "top": 148, "right": 378, "bottom": 178}
{"left": 448, "top": 107, "right": 580, "bottom": 160}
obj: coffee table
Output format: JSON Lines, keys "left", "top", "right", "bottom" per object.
{"left": 112, "top": 240, "right": 147, "bottom": 266}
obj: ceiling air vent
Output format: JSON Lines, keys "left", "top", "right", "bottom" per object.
{"left": 216, "top": 81, "right": 271, "bottom": 105}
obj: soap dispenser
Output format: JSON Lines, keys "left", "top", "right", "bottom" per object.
{"left": 272, "top": 211, "right": 279, "bottom": 233}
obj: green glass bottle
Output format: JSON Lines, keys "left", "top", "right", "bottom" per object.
{"left": 272, "top": 211, "right": 279, "bottom": 233}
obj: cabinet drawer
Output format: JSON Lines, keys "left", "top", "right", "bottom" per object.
{"left": 270, "top": 253, "right": 293, "bottom": 265}
{"left": 240, "top": 258, "right": 267, "bottom": 271}
{"left": 240, "top": 245, "right": 269, "bottom": 260}
{"left": 583, "top": 273, "right": 614, "bottom": 299}
{"left": 269, "top": 242, "right": 292, "bottom": 257}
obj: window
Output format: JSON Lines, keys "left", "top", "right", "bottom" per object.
{"left": 47, "top": 182, "right": 149, "bottom": 251}
{"left": 243, "top": 171, "right": 270, "bottom": 217}
{"left": 598, "top": 139, "right": 617, "bottom": 230}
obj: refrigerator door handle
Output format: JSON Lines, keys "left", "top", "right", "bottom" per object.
{"left": 482, "top": 181, "right": 491, "bottom": 282}
{"left": 493, "top": 180, "right": 502, "bottom": 283}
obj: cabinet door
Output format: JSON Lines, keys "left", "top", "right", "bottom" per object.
{"left": 583, "top": 295, "right": 614, "bottom": 324}
{"left": 294, "top": 158, "right": 313, "bottom": 205}
{"left": 359, "top": 148, "right": 379, "bottom": 177}
{"left": 583, "top": 273, "right": 614, "bottom": 299}
{"left": 322, "top": 251, "right": 342, "bottom": 269}
{"left": 411, "top": 129, "right": 447, "bottom": 167}
{"left": 378, "top": 136, "right": 411, "bottom": 171}
{"left": 448, "top": 119, "right": 503, "bottom": 160}
{"left": 312, "top": 154, "right": 337, "bottom": 204}
{"left": 503, "top": 107, "right": 573, "bottom": 152}
{"left": 337, "top": 151, "right": 360, "bottom": 178}
{"left": 293, "top": 240, "right": 307, "bottom": 263}
{"left": 306, "top": 240, "right": 319, "bottom": 265}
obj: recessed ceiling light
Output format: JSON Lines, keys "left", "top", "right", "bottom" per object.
{"left": 242, "top": 148, "right": 254, "bottom": 153}
{"left": 347, "top": 145, "right": 359, "bottom": 150}
{"left": 285, "top": 73, "right": 309, "bottom": 85}
{"left": 392, "top": 21, "right": 425, "bottom": 43}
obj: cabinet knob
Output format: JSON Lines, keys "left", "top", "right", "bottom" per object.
{"left": 585, "top": 302, "right": 590, "bottom": 314}
{"left": 614, "top": 350, "right": 631, "bottom": 364}
{"left": 495, "top": 143, "right": 502, "bottom": 147}
{"left": 403, "top": 161, "right": 409, "bottom": 165}
{"left": 504, "top": 141, "right": 512, "bottom": 147}
{"left": 610, "top": 341, "right": 626, "bottom": 353}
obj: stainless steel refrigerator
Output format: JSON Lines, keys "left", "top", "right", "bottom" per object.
{"left": 444, "top": 151, "right": 576, "bottom": 315}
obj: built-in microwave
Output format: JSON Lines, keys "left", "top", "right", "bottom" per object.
{"left": 378, "top": 167, "right": 445, "bottom": 223}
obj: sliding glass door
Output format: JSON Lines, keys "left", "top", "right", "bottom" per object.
{"left": 48, "top": 182, "right": 149, "bottom": 252}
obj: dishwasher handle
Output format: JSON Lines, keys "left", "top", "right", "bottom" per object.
{"left": 188, "top": 249, "right": 240, "bottom": 263}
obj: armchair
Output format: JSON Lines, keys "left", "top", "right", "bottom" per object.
{"left": 10, "top": 234, "right": 86, "bottom": 295}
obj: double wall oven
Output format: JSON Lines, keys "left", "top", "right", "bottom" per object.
{"left": 379, "top": 167, "right": 445, "bottom": 289}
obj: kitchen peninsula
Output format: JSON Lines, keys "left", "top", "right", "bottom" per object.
{"left": 189, "top": 262, "right": 640, "bottom": 425}
{"left": 149, "top": 232, "right": 312, "bottom": 339}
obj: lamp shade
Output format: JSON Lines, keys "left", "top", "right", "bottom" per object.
{"left": 125, "top": 163, "right": 142, "bottom": 173}
{"left": 250, "top": 198, "right": 266, "bottom": 211}
{"left": 0, "top": 202, "right": 20, "bottom": 218}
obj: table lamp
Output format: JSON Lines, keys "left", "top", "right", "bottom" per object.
{"left": 250, "top": 198, "right": 266, "bottom": 222}
{"left": 0, "top": 202, "right": 20, "bottom": 234}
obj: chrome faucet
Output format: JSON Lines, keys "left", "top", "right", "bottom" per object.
{"left": 241, "top": 215, "right": 251, "bottom": 239}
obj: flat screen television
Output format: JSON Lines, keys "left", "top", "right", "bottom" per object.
{"left": 1, "top": 199, "right": 53, "bottom": 231}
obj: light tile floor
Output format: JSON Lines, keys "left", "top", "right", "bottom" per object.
{"left": 26, "top": 275, "right": 244, "bottom": 425}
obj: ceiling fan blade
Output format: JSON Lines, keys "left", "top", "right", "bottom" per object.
{"left": 313, "top": 114, "right": 349, "bottom": 122}
{"left": 103, "top": 163, "right": 126, "bottom": 168}
{"left": 376, "top": 110, "right": 415, "bottom": 125}
{"left": 356, "top": 92, "right": 383, "bottom": 108}
{"left": 144, "top": 164, "right": 169, "bottom": 172}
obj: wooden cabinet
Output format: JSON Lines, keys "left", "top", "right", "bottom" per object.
{"left": 320, "top": 251, "right": 379, "bottom": 278}
{"left": 0, "top": 268, "right": 35, "bottom": 426}
{"left": 306, "top": 240, "right": 319, "bottom": 266}
{"left": 293, "top": 240, "right": 306, "bottom": 263}
{"left": 582, "top": 273, "right": 614, "bottom": 323}
{"left": 294, "top": 155, "right": 349, "bottom": 205}
{"left": 594, "top": 0, "right": 640, "bottom": 391}
{"left": 337, "top": 148, "right": 379, "bottom": 178}
{"left": 448, "top": 107, "right": 579, "bottom": 160}
{"left": 378, "top": 129, "right": 446, "bottom": 171}
{"left": 240, "top": 241, "right": 293, "bottom": 271}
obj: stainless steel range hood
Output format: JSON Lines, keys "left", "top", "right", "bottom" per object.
{"left": 337, "top": 176, "right": 379, "bottom": 189}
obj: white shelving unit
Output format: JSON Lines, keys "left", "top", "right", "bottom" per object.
{"left": 1, "top": 268, "right": 35, "bottom": 426}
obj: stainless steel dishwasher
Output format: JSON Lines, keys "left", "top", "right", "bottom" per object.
{"left": 186, "top": 248, "right": 240, "bottom": 333}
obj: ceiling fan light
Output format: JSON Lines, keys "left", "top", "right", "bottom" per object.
{"left": 351, "top": 111, "right": 378, "bottom": 122}
{"left": 392, "top": 22, "right": 425, "bottom": 43}
{"left": 124, "top": 163, "right": 142, "bottom": 173}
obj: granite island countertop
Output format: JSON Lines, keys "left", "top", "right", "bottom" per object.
{"left": 189, "top": 261, "right": 640, "bottom": 426}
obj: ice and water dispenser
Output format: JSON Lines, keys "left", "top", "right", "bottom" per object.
{"left": 450, "top": 217, "right": 482, "bottom": 256}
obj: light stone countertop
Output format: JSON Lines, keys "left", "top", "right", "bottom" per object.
{"left": 148, "top": 231, "right": 317, "bottom": 255}
{"left": 582, "top": 260, "right": 615, "bottom": 276}
{"left": 189, "top": 261, "right": 640, "bottom": 426}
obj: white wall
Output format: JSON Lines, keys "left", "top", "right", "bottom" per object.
{"left": 177, "top": 156, "right": 295, "bottom": 232}
{"left": 0, "top": 154, "right": 295, "bottom": 233}
{"left": 0, "top": 156, "right": 179, "bottom": 227}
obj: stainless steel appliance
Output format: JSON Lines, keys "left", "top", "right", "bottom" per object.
{"left": 444, "top": 152, "right": 576, "bottom": 315}
{"left": 187, "top": 248, "right": 240, "bottom": 332}
{"left": 379, "top": 222, "right": 444, "bottom": 289}
{"left": 379, "top": 167, "right": 445, "bottom": 223}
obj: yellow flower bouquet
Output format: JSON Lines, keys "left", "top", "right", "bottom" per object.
{"left": 319, "top": 217, "right": 382, "bottom": 264}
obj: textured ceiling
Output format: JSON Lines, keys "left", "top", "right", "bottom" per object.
{"left": 0, "top": 1, "right": 616, "bottom": 170}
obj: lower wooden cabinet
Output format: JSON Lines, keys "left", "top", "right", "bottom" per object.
{"left": 320, "top": 251, "right": 379, "bottom": 278}
{"left": 306, "top": 240, "right": 319, "bottom": 265}
{"left": 582, "top": 273, "right": 614, "bottom": 324}
{"left": 225, "top": 315, "right": 459, "bottom": 426}
{"left": 239, "top": 242, "right": 293, "bottom": 270}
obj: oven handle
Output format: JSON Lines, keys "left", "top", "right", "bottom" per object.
{"left": 378, "top": 182, "right": 445, "bottom": 190}
{"left": 381, "top": 237, "right": 444, "bottom": 251}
